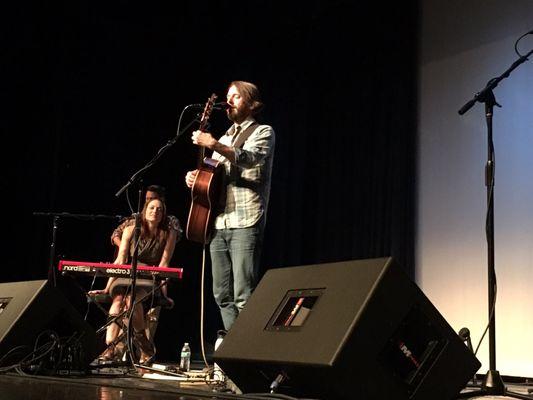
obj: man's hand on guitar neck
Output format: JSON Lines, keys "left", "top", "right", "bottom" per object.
{"left": 192, "top": 130, "right": 236, "bottom": 163}
{"left": 192, "top": 130, "right": 217, "bottom": 149}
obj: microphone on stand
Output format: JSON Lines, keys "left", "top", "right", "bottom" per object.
{"left": 186, "top": 102, "right": 229, "bottom": 110}
{"left": 213, "top": 101, "right": 229, "bottom": 109}
{"left": 458, "top": 327, "right": 477, "bottom": 385}
{"left": 458, "top": 327, "right": 474, "bottom": 353}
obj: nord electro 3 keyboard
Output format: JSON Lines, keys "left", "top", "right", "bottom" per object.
{"left": 58, "top": 260, "right": 183, "bottom": 279}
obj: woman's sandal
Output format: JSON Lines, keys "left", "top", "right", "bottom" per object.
{"left": 98, "top": 343, "right": 116, "bottom": 362}
{"left": 134, "top": 332, "right": 155, "bottom": 365}
{"left": 139, "top": 351, "right": 155, "bottom": 366}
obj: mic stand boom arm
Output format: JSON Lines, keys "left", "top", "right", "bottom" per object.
{"left": 115, "top": 106, "right": 201, "bottom": 198}
{"left": 458, "top": 49, "right": 533, "bottom": 116}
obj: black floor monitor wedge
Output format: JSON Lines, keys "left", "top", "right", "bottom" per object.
{"left": 0, "top": 280, "right": 96, "bottom": 371}
{"left": 214, "top": 257, "right": 481, "bottom": 400}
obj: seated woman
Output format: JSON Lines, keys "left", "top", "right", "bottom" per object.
{"left": 89, "top": 198, "right": 177, "bottom": 364}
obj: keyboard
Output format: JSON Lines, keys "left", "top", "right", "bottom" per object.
{"left": 58, "top": 260, "right": 183, "bottom": 280}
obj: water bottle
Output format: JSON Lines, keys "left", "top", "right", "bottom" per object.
{"left": 179, "top": 342, "right": 191, "bottom": 372}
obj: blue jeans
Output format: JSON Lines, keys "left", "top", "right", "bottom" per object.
{"left": 210, "top": 223, "right": 264, "bottom": 330}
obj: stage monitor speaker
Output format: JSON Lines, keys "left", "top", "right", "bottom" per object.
{"left": 0, "top": 280, "right": 96, "bottom": 370}
{"left": 214, "top": 257, "right": 481, "bottom": 400}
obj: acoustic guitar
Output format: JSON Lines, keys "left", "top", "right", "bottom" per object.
{"left": 186, "top": 94, "right": 225, "bottom": 244}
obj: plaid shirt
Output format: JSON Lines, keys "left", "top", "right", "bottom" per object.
{"left": 211, "top": 117, "right": 275, "bottom": 229}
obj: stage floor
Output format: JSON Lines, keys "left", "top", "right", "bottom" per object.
{"left": 0, "top": 365, "right": 245, "bottom": 400}
{"left": 1, "top": 368, "right": 532, "bottom": 400}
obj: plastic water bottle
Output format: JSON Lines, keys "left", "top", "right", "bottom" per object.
{"left": 179, "top": 342, "right": 191, "bottom": 372}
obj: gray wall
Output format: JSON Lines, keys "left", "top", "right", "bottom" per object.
{"left": 418, "top": 1, "right": 533, "bottom": 377}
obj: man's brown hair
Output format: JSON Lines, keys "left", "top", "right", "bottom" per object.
{"left": 229, "top": 81, "right": 264, "bottom": 115}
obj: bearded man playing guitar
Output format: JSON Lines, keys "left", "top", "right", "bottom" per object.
{"left": 185, "top": 81, "right": 275, "bottom": 331}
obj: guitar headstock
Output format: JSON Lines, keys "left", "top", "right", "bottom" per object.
{"left": 199, "top": 93, "right": 218, "bottom": 130}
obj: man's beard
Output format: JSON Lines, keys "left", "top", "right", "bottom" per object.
{"left": 227, "top": 107, "right": 247, "bottom": 123}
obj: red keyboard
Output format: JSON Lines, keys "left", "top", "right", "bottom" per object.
{"left": 58, "top": 260, "right": 183, "bottom": 280}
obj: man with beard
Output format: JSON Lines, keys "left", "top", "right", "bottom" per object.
{"left": 185, "top": 81, "right": 275, "bottom": 331}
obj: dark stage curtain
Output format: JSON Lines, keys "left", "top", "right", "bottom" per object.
{"left": 4, "top": 0, "right": 419, "bottom": 358}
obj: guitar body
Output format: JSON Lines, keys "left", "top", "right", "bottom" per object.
{"left": 186, "top": 93, "right": 226, "bottom": 244}
{"left": 186, "top": 157, "right": 225, "bottom": 244}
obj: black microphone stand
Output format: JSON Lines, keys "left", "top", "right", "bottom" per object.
{"left": 114, "top": 106, "right": 201, "bottom": 369}
{"left": 456, "top": 47, "right": 533, "bottom": 400}
{"left": 123, "top": 186, "right": 143, "bottom": 367}
{"left": 33, "top": 212, "right": 125, "bottom": 287}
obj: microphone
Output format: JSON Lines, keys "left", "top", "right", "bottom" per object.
{"left": 186, "top": 102, "right": 229, "bottom": 110}
{"left": 458, "top": 327, "right": 474, "bottom": 353}
{"left": 214, "top": 101, "right": 229, "bottom": 109}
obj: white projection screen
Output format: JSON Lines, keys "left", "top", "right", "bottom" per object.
{"left": 417, "top": 0, "right": 533, "bottom": 378}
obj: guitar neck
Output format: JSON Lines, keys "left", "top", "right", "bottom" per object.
{"left": 197, "top": 146, "right": 206, "bottom": 168}
{"left": 196, "top": 94, "right": 216, "bottom": 168}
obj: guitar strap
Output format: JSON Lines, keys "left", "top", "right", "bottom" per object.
{"left": 232, "top": 122, "right": 259, "bottom": 149}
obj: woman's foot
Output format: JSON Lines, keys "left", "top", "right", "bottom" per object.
{"left": 98, "top": 344, "right": 116, "bottom": 362}
{"left": 139, "top": 351, "right": 155, "bottom": 365}
{"left": 134, "top": 332, "right": 155, "bottom": 365}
